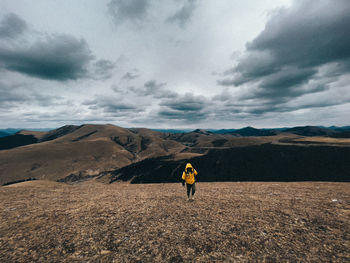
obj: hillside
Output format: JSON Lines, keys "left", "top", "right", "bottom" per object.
{"left": 233, "top": 127, "right": 277, "bottom": 136}
{"left": 1, "top": 181, "right": 349, "bottom": 262}
{"left": 0, "top": 124, "right": 286, "bottom": 185}
{"left": 99, "top": 144, "right": 350, "bottom": 184}
{"left": 0, "top": 134, "right": 38, "bottom": 150}
{"left": 1, "top": 124, "right": 350, "bottom": 185}
{"left": 0, "top": 124, "right": 185, "bottom": 185}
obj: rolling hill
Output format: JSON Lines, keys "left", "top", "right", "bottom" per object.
{"left": 1, "top": 124, "right": 350, "bottom": 185}
{"left": 0, "top": 124, "right": 186, "bottom": 185}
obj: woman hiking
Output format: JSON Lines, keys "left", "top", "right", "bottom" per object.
{"left": 182, "top": 163, "right": 198, "bottom": 201}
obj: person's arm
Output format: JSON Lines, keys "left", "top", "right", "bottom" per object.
{"left": 182, "top": 172, "right": 185, "bottom": 186}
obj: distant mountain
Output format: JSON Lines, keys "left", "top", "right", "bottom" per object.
{"left": 208, "top": 127, "right": 278, "bottom": 136}
{"left": 285, "top": 126, "right": 337, "bottom": 136}
{"left": 210, "top": 129, "right": 237, "bottom": 134}
{"left": 0, "top": 129, "right": 21, "bottom": 137}
{"left": 0, "top": 128, "right": 51, "bottom": 135}
{"left": 152, "top": 129, "right": 192, "bottom": 134}
{"left": 1, "top": 123, "right": 349, "bottom": 185}
{"left": 234, "top": 127, "right": 277, "bottom": 136}
{"left": 192, "top": 129, "right": 213, "bottom": 135}
{"left": 325, "top": 126, "right": 350, "bottom": 131}
{"left": 0, "top": 131, "right": 10, "bottom": 138}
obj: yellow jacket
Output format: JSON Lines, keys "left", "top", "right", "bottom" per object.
{"left": 182, "top": 163, "right": 197, "bottom": 185}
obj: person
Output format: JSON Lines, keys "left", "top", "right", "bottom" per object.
{"left": 182, "top": 163, "right": 198, "bottom": 201}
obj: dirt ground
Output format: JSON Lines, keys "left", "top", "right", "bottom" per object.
{"left": 1, "top": 181, "right": 349, "bottom": 262}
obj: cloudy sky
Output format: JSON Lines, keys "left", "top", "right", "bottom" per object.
{"left": 0, "top": 0, "right": 349, "bottom": 129}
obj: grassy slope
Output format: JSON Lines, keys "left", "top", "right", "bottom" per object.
{"left": 0, "top": 181, "right": 349, "bottom": 262}
{"left": 0, "top": 125, "right": 185, "bottom": 185}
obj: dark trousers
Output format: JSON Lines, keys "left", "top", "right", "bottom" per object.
{"left": 186, "top": 183, "right": 196, "bottom": 197}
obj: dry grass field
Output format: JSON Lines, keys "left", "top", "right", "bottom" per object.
{"left": 1, "top": 181, "right": 350, "bottom": 262}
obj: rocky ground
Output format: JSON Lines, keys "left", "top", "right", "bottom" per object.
{"left": 1, "top": 181, "right": 349, "bottom": 262}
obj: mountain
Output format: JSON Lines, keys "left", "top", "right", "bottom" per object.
{"left": 210, "top": 129, "right": 237, "bottom": 134}
{"left": 152, "top": 129, "right": 192, "bottom": 133}
{"left": 284, "top": 126, "right": 337, "bottom": 136}
{"left": 325, "top": 126, "right": 350, "bottom": 131}
{"left": 0, "top": 124, "right": 187, "bottom": 185}
{"left": 39, "top": 125, "right": 80, "bottom": 142}
{"left": 208, "top": 127, "right": 278, "bottom": 136}
{"left": 0, "top": 129, "right": 22, "bottom": 138}
{"left": 233, "top": 127, "right": 277, "bottom": 136}
{"left": 0, "top": 131, "right": 10, "bottom": 138}
{"left": 0, "top": 124, "right": 285, "bottom": 185}
{"left": 1, "top": 123, "right": 350, "bottom": 185}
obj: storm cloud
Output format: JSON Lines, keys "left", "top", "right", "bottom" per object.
{"left": 0, "top": 13, "right": 27, "bottom": 39}
{"left": 1, "top": 1, "right": 349, "bottom": 128}
{"left": 158, "top": 93, "right": 210, "bottom": 121}
{"left": 84, "top": 96, "right": 142, "bottom": 116}
{"left": 219, "top": 0, "right": 350, "bottom": 110}
{"left": 0, "top": 13, "right": 116, "bottom": 81}
{"left": 0, "top": 34, "right": 93, "bottom": 81}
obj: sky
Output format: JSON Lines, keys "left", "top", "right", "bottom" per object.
{"left": 0, "top": 0, "right": 349, "bottom": 129}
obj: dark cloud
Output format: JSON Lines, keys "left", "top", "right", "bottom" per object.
{"left": 218, "top": 0, "right": 350, "bottom": 111}
{"left": 166, "top": 0, "right": 197, "bottom": 28}
{"left": 162, "top": 95, "right": 205, "bottom": 111}
{"left": 100, "top": 103, "right": 137, "bottom": 113}
{"left": 0, "top": 13, "right": 27, "bottom": 39}
{"left": 158, "top": 109, "right": 208, "bottom": 121}
{"left": 84, "top": 97, "right": 140, "bottom": 114}
{"left": 0, "top": 34, "right": 94, "bottom": 81}
{"left": 252, "top": 67, "right": 319, "bottom": 99}
{"left": 158, "top": 93, "right": 209, "bottom": 121}
{"left": 108, "top": 0, "right": 150, "bottom": 27}
{"left": 248, "top": 0, "right": 350, "bottom": 69}
{"left": 0, "top": 13, "right": 116, "bottom": 81}
{"left": 126, "top": 80, "right": 177, "bottom": 99}
{"left": 142, "top": 80, "right": 166, "bottom": 95}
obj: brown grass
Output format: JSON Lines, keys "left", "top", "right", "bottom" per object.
{"left": 1, "top": 181, "right": 350, "bottom": 262}
{"left": 293, "top": 136, "right": 350, "bottom": 144}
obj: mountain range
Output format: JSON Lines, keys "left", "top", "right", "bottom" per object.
{"left": 0, "top": 124, "right": 350, "bottom": 185}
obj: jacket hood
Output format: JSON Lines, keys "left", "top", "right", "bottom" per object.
{"left": 185, "top": 163, "right": 193, "bottom": 169}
